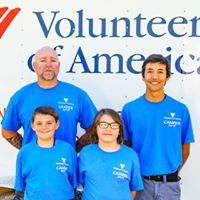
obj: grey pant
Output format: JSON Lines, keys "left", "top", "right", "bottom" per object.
{"left": 135, "top": 177, "right": 181, "bottom": 200}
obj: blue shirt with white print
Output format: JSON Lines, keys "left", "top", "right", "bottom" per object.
{"left": 1, "top": 81, "right": 97, "bottom": 147}
{"left": 15, "top": 139, "right": 77, "bottom": 200}
{"left": 79, "top": 144, "right": 143, "bottom": 200}
{"left": 121, "top": 95, "right": 194, "bottom": 176}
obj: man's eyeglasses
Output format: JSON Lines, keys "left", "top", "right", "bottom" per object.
{"left": 97, "top": 121, "right": 120, "bottom": 129}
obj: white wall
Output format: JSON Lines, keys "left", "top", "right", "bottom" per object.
{"left": 0, "top": 1, "right": 199, "bottom": 198}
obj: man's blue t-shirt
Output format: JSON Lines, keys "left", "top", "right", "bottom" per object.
{"left": 79, "top": 144, "right": 143, "bottom": 200}
{"left": 121, "top": 95, "right": 194, "bottom": 176}
{"left": 14, "top": 140, "right": 77, "bottom": 200}
{"left": 1, "top": 81, "right": 97, "bottom": 147}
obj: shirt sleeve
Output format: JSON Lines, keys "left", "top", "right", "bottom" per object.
{"left": 1, "top": 95, "right": 22, "bottom": 131}
{"left": 78, "top": 91, "right": 97, "bottom": 130}
{"left": 68, "top": 146, "right": 78, "bottom": 188}
{"left": 181, "top": 105, "right": 194, "bottom": 144}
{"left": 78, "top": 150, "right": 86, "bottom": 185}
{"left": 130, "top": 152, "right": 144, "bottom": 191}
{"left": 121, "top": 105, "right": 132, "bottom": 142}
{"left": 14, "top": 151, "right": 25, "bottom": 191}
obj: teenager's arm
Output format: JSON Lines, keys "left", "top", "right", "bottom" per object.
{"left": 131, "top": 191, "right": 136, "bottom": 198}
{"left": 180, "top": 143, "right": 190, "bottom": 171}
{"left": 1, "top": 127, "right": 22, "bottom": 149}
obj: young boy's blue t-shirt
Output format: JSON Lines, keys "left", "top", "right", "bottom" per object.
{"left": 15, "top": 140, "right": 77, "bottom": 200}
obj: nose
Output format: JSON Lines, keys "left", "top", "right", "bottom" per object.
{"left": 46, "top": 61, "right": 52, "bottom": 67}
{"left": 152, "top": 72, "right": 158, "bottom": 79}
{"left": 41, "top": 124, "right": 48, "bottom": 129}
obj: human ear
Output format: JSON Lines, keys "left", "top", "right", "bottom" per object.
{"left": 56, "top": 121, "right": 60, "bottom": 130}
{"left": 31, "top": 123, "right": 36, "bottom": 131}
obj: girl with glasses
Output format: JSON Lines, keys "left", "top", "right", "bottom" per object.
{"left": 78, "top": 108, "right": 143, "bottom": 200}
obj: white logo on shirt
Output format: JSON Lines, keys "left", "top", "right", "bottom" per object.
{"left": 56, "top": 157, "right": 69, "bottom": 173}
{"left": 63, "top": 98, "right": 68, "bottom": 102}
{"left": 170, "top": 112, "right": 176, "bottom": 118}
{"left": 57, "top": 98, "right": 74, "bottom": 112}
{"left": 163, "top": 112, "right": 181, "bottom": 127}
{"left": 113, "top": 163, "right": 128, "bottom": 179}
{"left": 120, "top": 163, "right": 125, "bottom": 169}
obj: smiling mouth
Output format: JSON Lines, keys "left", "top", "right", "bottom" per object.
{"left": 150, "top": 81, "right": 160, "bottom": 84}
{"left": 102, "top": 133, "right": 113, "bottom": 136}
{"left": 40, "top": 131, "right": 50, "bottom": 134}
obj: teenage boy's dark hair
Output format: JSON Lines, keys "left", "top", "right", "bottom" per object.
{"left": 141, "top": 54, "right": 171, "bottom": 78}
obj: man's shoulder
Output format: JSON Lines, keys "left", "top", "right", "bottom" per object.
{"left": 59, "top": 81, "right": 87, "bottom": 94}
{"left": 11, "top": 82, "right": 37, "bottom": 98}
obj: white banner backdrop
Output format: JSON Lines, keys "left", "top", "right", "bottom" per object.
{"left": 0, "top": 1, "right": 200, "bottom": 199}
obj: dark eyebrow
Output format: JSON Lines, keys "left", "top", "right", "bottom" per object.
{"left": 146, "top": 68, "right": 154, "bottom": 71}
{"left": 146, "top": 68, "right": 165, "bottom": 71}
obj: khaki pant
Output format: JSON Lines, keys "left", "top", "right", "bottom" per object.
{"left": 135, "top": 178, "right": 181, "bottom": 200}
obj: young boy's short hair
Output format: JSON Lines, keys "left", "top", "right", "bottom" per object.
{"left": 32, "top": 106, "right": 59, "bottom": 123}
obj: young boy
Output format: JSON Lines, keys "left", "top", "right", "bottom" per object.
{"left": 13, "top": 106, "right": 78, "bottom": 200}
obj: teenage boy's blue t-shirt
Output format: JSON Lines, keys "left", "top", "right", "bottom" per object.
{"left": 14, "top": 140, "right": 77, "bottom": 200}
{"left": 1, "top": 81, "right": 97, "bottom": 147}
{"left": 121, "top": 95, "right": 194, "bottom": 176}
{"left": 78, "top": 144, "right": 143, "bottom": 200}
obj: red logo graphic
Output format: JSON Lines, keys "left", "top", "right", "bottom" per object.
{"left": 0, "top": 107, "right": 6, "bottom": 119}
{"left": 0, "top": 7, "right": 21, "bottom": 39}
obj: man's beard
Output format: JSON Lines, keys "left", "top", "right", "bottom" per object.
{"left": 40, "top": 71, "right": 56, "bottom": 81}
